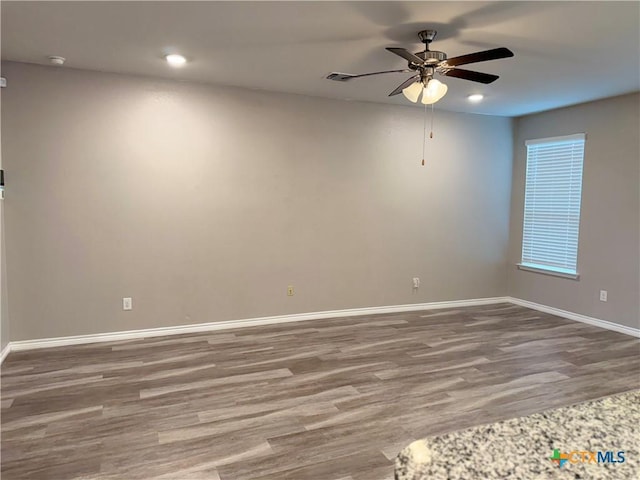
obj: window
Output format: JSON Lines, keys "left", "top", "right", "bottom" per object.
{"left": 519, "top": 133, "right": 585, "bottom": 279}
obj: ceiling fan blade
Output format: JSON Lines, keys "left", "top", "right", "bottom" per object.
{"left": 443, "top": 47, "right": 514, "bottom": 67}
{"left": 386, "top": 47, "right": 424, "bottom": 65}
{"left": 388, "top": 75, "right": 420, "bottom": 96}
{"left": 443, "top": 68, "right": 499, "bottom": 84}
{"left": 327, "top": 69, "right": 413, "bottom": 81}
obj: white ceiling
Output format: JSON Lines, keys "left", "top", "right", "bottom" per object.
{"left": 2, "top": 1, "right": 639, "bottom": 116}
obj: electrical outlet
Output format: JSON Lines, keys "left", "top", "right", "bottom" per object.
{"left": 412, "top": 277, "right": 420, "bottom": 288}
{"left": 287, "top": 286, "right": 294, "bottom": 296}
{"left": 599, "top": 290, "right": 608, "bottom": 302}
{"left": 123, "top": 297, "right": 133, "bottom": 310}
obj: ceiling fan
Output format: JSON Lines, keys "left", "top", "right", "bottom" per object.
{"left": 327, "top": 30, "right": 514, "bottom": 104}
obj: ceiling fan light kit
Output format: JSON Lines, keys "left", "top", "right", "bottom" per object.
{"left": 422, "top": 79, "right": 448, "bottom": 104}
{"left": 403, "top": 77, "right": 448, "bottom": 104}
{"left": 402, "top": 81, "right": 423, "bottom": 103}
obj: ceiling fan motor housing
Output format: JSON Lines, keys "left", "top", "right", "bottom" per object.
{"left": 416, "top": 50, "right": 447, "bottom": 64}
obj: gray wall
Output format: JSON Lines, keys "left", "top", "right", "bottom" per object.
{"left": 1, "top": 62, "right": 513, "bottom": 341}
{"left": 508, "top": 93, "right": 640, "bottom": 329}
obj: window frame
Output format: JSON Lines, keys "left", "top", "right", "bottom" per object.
{"left": 517, "top": 133, "right": 586, "bottom": 280}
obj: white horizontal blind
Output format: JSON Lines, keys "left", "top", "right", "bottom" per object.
{"left": 522, "top": 134, "right": 585, "bottom": 275}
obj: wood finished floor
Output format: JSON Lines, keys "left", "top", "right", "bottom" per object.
{"left": 1, "top": 303, "right": 639, "bottom": 480}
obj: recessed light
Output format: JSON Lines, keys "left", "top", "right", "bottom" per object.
{"left": 467, "top": 94, "right": 484, "bottom": 102}
{"left": 165, "top": 54, "right": 187, "bottom": 67}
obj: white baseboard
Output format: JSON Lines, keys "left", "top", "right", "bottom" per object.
{"left": 508, "top": 297, "right": 640, "bottom": 338}
{"left": 4, "top": 297, "right": 509, "bottom": 356}
{"left": 2, "top": 295, "right": 637, "bottom": 364}
{"left": 0, "top": 344, "right": 10, "bottom": 364}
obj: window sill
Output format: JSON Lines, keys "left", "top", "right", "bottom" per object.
{"left": 517, "top": 263, "right": 580, "bottom": 280}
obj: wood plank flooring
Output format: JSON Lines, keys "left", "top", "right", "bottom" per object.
{"left": 1, "top": 303, "right": 639, "bottom": 479}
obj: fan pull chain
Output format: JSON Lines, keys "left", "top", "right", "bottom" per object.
{"left": 422, "top": 104, "right": 436, "bottom": 165}
{"left": 421, "top": 103, "right": 427, "bottom": 166}
{"left": 430, "top": 103, "right": 434, "bottom": 139}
